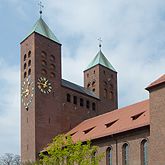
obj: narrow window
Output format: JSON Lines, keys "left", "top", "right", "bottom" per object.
{"left": 106, "top": 147, "right": 112, "bottom": 165}
{"left": 86, "top": 100, "right": 90, "bottom": 109}
{"left": 87, "top": 82, "right": 90, "bottom": 88}
{"left": 92, "top": 80, "right": 96, "bottom": 87}
{"left": 28, "top": 51, "right": 31, "bottom": 58}
{"left": 104, "top": 89, "right": 108, "bottom": 98}
{"left": 41, "top": 51, "right": 47, "bottom": 59}
{"left": 141, "top": 140, "right": 148, "bottom": 165}
{"left": 28, "top": 69, "right": 31, "bottom": 76}
{"left": 93, "top": 88, "right": 95, "bottom": 92}
{"left": 24, "top": 63, "right": 26, "bottom": 70}
{"left": 41, "top": 69, "right": 47, "bottom": 76}
{"left": 80, "top": 98, "right": 84, "bottom": 107}
{"left": 24, "top": 72, "right": 27, "bottom": 78}
{"left": 94, "top": 70, "right": 95, "bottom": 74}
{"left": 50, "top": 55, "right": 55, "bottom": 61}
{"left": 28, "top": 60, "right": 31, "bottom": 67}
{"left": 67, "top": 94, "right": 71, "bottom": 102}
{"left": 92, "top": 103, "right": 96, "bottom": 111}
{"left": 122, "top": 143, "right": 129, "bottom": 165}
{"left": 104, "top": 81, "right": 107, "bottom": 85}
{"left": 50, "top": 72, "right": 55, "bottom": 78}
{"left": 110, "top": 84, "right": 113, "bottom": 89}
{"left": 73, "top": 96, "right": 77, "bottom": 105}
{"left": 110, "top": 91, "right": 113, "bottom": 100}
{"left": 50, "top": 64, "right": 55, "bottom": 70}
{"left": 42, "top": 60, "right": 47, "bottom": 66}
{"left": 24, "top": 54, "right": 27, "bottom": 61}
{"left": 87, "top": 73, "right": 89, "bottom": 78}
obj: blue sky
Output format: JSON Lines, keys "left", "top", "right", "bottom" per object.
{"left": 0, "top": 0, "right": 165, "bottom": 155}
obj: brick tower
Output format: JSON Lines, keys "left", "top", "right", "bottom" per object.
{"left": 21, "top": 17, "right": 118, "bottom": 163}
{"left": 21, "top": 17, "right": 62, "bottom": 162}
{"left": 84, "top": 48, "right": 118, "bottom": 114}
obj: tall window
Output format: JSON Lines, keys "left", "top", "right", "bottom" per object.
{"left": 141, "top": 139, "right": 148, "bottom": 165}
{"left": 67, "top": 94, "right": 71, "bottom": 102}
{"left": 104, "top": 89, "right": 107, "bottom": 98}
{"left": 122, "top": 143, "right": 129, "bottom": 165}
{"left": 106, "top": 147, "right": 112, "bottom": 165}
{"left": 73, "top": 96, "right": 77, "bottom": 105}
{"left": 80, "top": 98, "right": 84, "bottom": 107}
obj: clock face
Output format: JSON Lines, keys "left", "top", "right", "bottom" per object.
{"left": 37, "top": 77, "right": 52, "bottom": 94}
{"left": 21, "top": 78, "right": 34, "bottom": 110}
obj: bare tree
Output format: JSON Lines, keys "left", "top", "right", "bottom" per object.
{"left": 0, "top": 153, "right": 20, "bottom": 165}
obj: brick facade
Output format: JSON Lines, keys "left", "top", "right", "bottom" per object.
{"left": 21, "top": 18, "right": 165, "bottom": 165}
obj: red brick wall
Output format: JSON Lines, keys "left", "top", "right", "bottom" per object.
{"left": 148, "top": 84, "right": 165, "bottom": 165}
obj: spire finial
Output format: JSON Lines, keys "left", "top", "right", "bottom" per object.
{"left": 98, "top": 37, "right": 102, "bottom": 50}
{"left": 38, "top": 1, "right": 44, "bottom": 17}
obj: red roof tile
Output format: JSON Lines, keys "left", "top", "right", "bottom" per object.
{"left": 68, "top": 100, "right": 149, "bottom": 142}
{"left": 146, "top": 74, "right": 165, "bottom": 90}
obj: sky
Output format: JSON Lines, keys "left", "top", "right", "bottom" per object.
{"left": 0, "top": 0, "right": 165, "bottom": 155}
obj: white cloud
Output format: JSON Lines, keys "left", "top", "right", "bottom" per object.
{"left": 0, "top": 58, "right": 20, "bottom": 155}
{"left": 44, "top": 0, "right": 165, "bottom": 107}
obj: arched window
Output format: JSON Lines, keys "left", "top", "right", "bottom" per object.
{"left": 50, "top": 55, "right": 55, "bottom": 61}
{"left": 28, "top": 60, "right": 31, "bottom": 67}
{"left": 141, "top": 139, "right": 148, "bottom": 165}
{"left": 122, "top": 143, "right": 129, "bottom": 165}
{"left": 106, "top": 147, "right": 112, "bottom": 165}
{"left": 28, "top": 51, "right": 31, "bottom": 58}
{"left": 28, "top": 69, "right": 31, "bottom": 76}
{"left": 92, "top": 80, "right": 96, "bottom": 87}
{"left": 41, "top": 69, "right": 47, "bottom": 76}
{"left": 50, "top": 64, "right": 55, "bottom": 71}
{"left": 67, "top": 94, "right": 71, "bottom": 102}
{"left": 24, "top": 54, "right": 27, "bottom": 61}
{"left": 42, "top": 60, "right": 47, "bottom": 66}
{"left": 50, "top": 72, "right": 55, "bottom": 78}
{"left": 24, "top": 63, "right": 26, "bottom": 70}
{"left": 24, "top": 72, "right": 27, "bottom": 78}
{"left": 41, "top": 51, "right": 47, "bottom": 59}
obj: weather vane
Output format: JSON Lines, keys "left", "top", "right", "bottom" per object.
{"left": 38, "top": 1, "right": 44, "bottom": 17}
{"left": 98, "top": 37, "right": 102, "bottom": 50}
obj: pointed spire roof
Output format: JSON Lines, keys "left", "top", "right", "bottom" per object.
{"left": 23, "top": 17, "right": 60, "bottom": 44}
{"left": 85, "top": 50, "right": 116, "bottom": 71}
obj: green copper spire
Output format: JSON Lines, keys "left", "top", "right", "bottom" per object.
{"left": 86, "top": 50, "right": 116, "bottom": 71}
{"left": 23, "top": 17, "right": 60, "bottom": 44}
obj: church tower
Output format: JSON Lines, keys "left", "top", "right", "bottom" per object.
{"left": 84, "top": 48, "right": 118, "bottom": 113}
{"left": 21, "top": 17, "right": 62, "bottom": 162}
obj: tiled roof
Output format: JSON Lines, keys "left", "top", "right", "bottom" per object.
{"left": 62, "top": 79, "right": 99, "bottom": 99}
{"left": 146, "top": 74, "right": 165, "bottom": 90}
{"left": 23, "top": 18, "right": 60, "bottom": 44}
{"left": 68, "top": 100, "right": 149, "bottom": 142}
{"left": 85, "top": 50, "right": 116, "bottom": 72}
